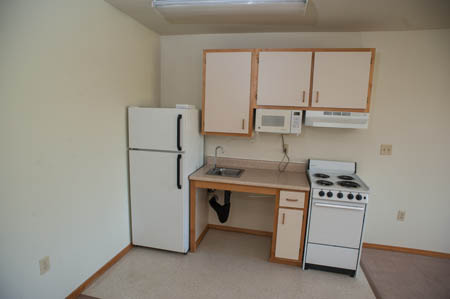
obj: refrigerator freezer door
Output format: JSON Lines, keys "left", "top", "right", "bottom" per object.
{"left": 129, "top": 107, "right": 184, "bottom": 152}
{"left": 129, "top": 150, "right": 186, "bottom": 252}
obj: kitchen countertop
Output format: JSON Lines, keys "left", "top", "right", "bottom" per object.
{"left": 189, "top": 163, "right": 310, "bottom": 192}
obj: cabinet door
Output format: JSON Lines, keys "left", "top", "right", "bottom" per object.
{"left": 275, "top": 208, "right": 303, "bottom": 260}
{"left": 203, "top": 51, "right": 253, "bottom": 135}
{"left": 312, "top": 51, "right": 372, "bottom": 110}
{"left": 257, "top": 51, "right": 312, "bottom": 107}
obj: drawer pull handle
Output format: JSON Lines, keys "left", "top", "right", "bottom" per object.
{"left": 286, "top": 198, "right": 298, "bottom": 202}
{"left": 242, "top": 118, "right": 245, "bottom": 130}
{"left": 282, "top": 213, "right": 285, "bottom": 225}
{"left": 302, "top": 90, "right": 305, "bottom": 103}
{"left": 316, "top": 91, "right": 319, "bottom": 103}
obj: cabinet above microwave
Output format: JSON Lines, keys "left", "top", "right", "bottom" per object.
{"left": 255, "top": 49, "right": 375, "bottom": 112}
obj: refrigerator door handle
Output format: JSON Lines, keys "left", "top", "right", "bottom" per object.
{"left": 177, "top": 154, "right": 182, "bottom": 189}
{"left": 177, "top": 114, "right": 182, "bottom": 151}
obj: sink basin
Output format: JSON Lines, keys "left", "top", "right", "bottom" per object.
{"left": 206, "top": 167, "right": 244, "bottom": 178}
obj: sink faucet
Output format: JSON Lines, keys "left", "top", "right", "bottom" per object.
{"left": 214, "top": 146, "right": 224, "bottom": 169}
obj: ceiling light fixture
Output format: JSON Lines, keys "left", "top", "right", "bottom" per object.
{"left": 152, "top": 0, "right": 309, "bottom": 24}
{"left": 153, "top": 0, "right": 308, "bottom": 7}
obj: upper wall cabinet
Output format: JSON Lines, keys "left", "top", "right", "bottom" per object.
{"left": 311, "top": 50, "right": 374, "bottom": 111}
{"left": 201, "top": 48, "right": 375, "bottom": 137}
{"left": 256, "top": 50, "right": 312, "bottom": 108}
{"left": 202, "top": 50, "right": 255, "bottom": 136}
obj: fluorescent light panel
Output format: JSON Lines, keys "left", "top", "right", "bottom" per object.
{"left": 152, "top": 0, "right": 309, "bottom": 24}
{"left": 153, "top": 0, "right": 307, "bottom": 7}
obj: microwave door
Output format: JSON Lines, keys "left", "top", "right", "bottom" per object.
{"left": 256, "top": 109, "right": 291, "bottom": 133}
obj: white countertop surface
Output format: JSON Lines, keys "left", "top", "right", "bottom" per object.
{"left": 189, "top": 163, "right": 310, "bottom": 192}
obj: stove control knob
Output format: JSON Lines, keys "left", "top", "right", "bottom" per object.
{"left": 327, "top": 191, "right": 333, "bottom": 198}
{"left": 319, "top": 191, "right": 325, "bottom": 197}
{"left": 347, "top": 193, "right": 354, "bottom": 200}
{"left": 337, "top": 192, "right": 343, "bottom": 198}
{"left": 356, "top": 194, "right": 362, "bottom": 201}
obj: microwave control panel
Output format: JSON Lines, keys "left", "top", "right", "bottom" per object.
{"left": 290, "top": 111, "right": 302, "bottom": 135}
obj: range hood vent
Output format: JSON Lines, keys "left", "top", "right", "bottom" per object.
{"left": 304, "top": 111, "right": 369, "bottom": 129}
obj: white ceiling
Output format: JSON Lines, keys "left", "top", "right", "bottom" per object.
{"left": 105, "top": 0, "right": 450, "bottom": 35}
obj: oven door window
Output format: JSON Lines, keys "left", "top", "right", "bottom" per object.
{"left": 308, "top": 200, "right": 365, "bottom": 249}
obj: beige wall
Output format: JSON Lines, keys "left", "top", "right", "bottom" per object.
{"left": 0, "top": 1, "right": 160, "bottom": 298}
{"left": 161, "top": 30, "right": 450, "bottom": 253}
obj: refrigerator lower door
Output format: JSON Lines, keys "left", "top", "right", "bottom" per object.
{"left": 128, "top": 107, "right": 184, "bottom": 152}
{"left": 129, "top": 150, "right": 187, "bottom": 253}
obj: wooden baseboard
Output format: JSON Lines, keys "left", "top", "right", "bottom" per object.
{"left": 363, "top": 243, "right": 450, "bottom": 259}
{"left": 196, "top": 225, "right": 209, "bottom": 247}
{"left": 269, "top": 256, "right": 302, "bottom": 267}
{"left": 208, "top": 224, "right": 272, "bottom": 237}
{"left": 66, "top": 244, "right": 133, "bottom": 299}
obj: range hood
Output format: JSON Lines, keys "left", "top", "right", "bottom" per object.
{"left": 304, "top": 111, "right": 369, "bottom": 129}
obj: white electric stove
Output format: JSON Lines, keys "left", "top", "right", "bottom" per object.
{"left": 303, "top": 159, "right": 370, "bottom": 277}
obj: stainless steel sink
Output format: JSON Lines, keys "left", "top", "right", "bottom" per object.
{"left": 206, "top": 167, "right": 244, "bottom": 178}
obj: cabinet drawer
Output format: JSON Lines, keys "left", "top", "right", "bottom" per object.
{"left": 279, "top": 191, "right": 305, "bottom": 208}
{"left": 275, "top": 208, "right": 303, "bottom": 260}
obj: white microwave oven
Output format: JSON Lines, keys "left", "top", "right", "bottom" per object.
{"left": 255, "top": 109, "right": 302, "bottom": 135}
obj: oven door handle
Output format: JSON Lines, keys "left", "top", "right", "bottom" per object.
{"left": 314, "top": 203, "right": 365, "bottom": 211}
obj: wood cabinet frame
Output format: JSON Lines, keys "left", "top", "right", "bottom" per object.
{"left": 201, "top": 49, "right": 257, "bottom": 137}
{"left": 254, "top": 49, "right": 313, "bottom": 108}
{"left": 254, "top": 48, "right": 376, "bottom": 113}
{"left": 270, "top": 189, "right": 310, "bottom": 266}
{"left": 189, "top": 179, "right": 310, "bottom": 266}
{"left": 201, "top": 48, "right": 375, "bottom": 136}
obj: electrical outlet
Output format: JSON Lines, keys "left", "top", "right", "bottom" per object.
{"left": 380, "top": 144, "right": 392, "bottom": 156}
{"left": 283, "top": 144, "right": 289, "bottom": 154}
{"left": 39, "top": 256, "right": 50, "bottom": 275}
{"left": 397, "top": 210, "right": 406, "bottom": 222}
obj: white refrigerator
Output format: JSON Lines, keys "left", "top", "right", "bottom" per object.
{"left": 128, "top": 107, "right": 204, "bottom": 253}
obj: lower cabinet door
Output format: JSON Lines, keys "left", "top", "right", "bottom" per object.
{"left": 275, "top": 208, "right": 303, "bottom": 260}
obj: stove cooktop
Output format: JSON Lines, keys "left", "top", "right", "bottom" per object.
{"left": 308, "top": 171, "right": 370, "bottom": 192}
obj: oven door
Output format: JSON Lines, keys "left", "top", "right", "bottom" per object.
{"left": 255, "top": 109, "right": 291, "bottom": 133}
{"left": 308, "top": 199, "right": 365, "bottom": 249}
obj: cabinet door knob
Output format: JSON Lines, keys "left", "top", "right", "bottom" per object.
{"left": 316, "top": 91, "right": 319, "bottom": 103}
{"left": 302, "top": 90, "right": 306, "bottom": 103}
{"left": 242, "top": 118, "right": 245, "bottom": 130}
{"left": 282, "top": 213, "right": 285, "bottom": 225}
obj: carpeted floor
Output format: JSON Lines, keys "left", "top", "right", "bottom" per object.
{"left": 360, "top": 248, "right": 450, "bottom": 299}
{"left": 83, "top": 229, "right": 374, "bottom": 299}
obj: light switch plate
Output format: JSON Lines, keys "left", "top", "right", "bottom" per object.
{"left": 380, "top": 144, "right": 392, "bottom": 156}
